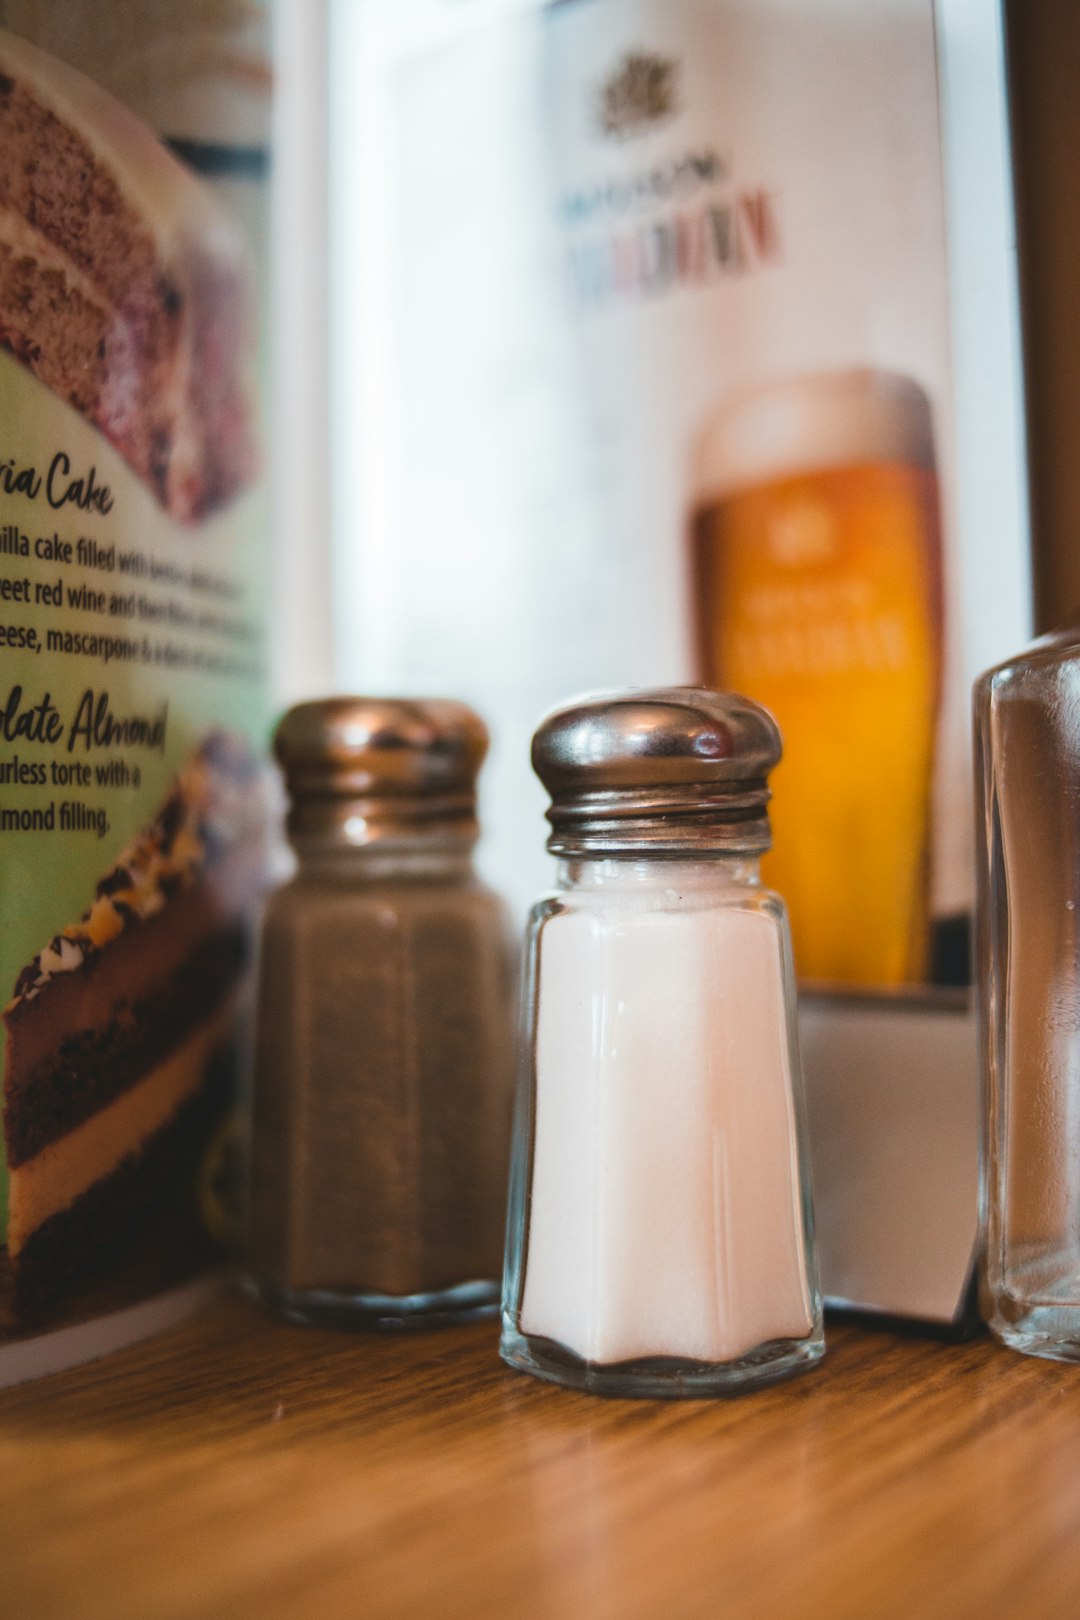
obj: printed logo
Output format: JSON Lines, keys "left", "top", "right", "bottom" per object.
{"left": 598, "top": 51, "right": 680, "bottom": 139}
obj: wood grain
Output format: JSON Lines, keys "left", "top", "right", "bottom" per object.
{"left": 2, "top": 1297, "right": 1080, "bottom": 1619}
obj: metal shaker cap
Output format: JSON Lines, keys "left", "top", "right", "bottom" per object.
{"left": 274, "top": 697, "right": 488, "bottom": 845}
{"left": 532, "top": 687, "right": 781, "bottom": 856}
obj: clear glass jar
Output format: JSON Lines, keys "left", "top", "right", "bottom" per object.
{"left": 244, "top": 698, "right": 515, "bottom": 1329}
{"left": 976, "top": 631, "right": 1080, "bottom": 1360}
{"left": 501, "top": 688, "right": 824, "bottom": 1396}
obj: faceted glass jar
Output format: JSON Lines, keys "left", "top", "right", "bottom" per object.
{"left": 502, "top": 853, "right": 824, "bottom": 1396}
{"left": 976, "top": 631, "right": 1080, "bottom": 1360}
{"left": 245, "top": 842, "right": 514, "bottom": 1327}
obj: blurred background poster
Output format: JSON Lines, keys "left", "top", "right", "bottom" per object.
{"left": 323, "top": 0, "right": 1029, "bottom": 997}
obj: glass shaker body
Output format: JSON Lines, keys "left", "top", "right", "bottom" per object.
{"left": 244, "top": 698, "right": 514, "bottom": 1329}
{"left": 976, "top": 632, "right": 1080, "bottom": 1360}
{"left": 502, "top": 848, "right": 823, "bottom": 1396}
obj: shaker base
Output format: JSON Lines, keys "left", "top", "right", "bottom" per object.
{"left": 990, "top": 1306, "right": 1080, "bottom": 1364}
{"left": 499, "top": 1321, "right": 825, "bottom": 1397}
{"left": 243, "top": 1274, "right": 500, "bottom": 1331}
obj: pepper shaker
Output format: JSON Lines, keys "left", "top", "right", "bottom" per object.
{"left": 245, "top": 698, "right": 514, "bottom": 1328}
{"left": 501, "top": 687, "right": 824, "bottom": 1394}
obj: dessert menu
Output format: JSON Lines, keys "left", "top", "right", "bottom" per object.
{"left": 0, "top": 4, "right": 272, "bottom": 1377}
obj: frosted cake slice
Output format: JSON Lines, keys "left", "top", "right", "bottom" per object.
{"left": 0, "top": 27, "right": 255, "bottom": 523}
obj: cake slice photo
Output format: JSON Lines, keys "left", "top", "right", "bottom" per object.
{"left": 2, "top": 732, "right": 267, "bottom": 1318}
{"left": 0, "top": 26, "right": 257, "bottom": 524}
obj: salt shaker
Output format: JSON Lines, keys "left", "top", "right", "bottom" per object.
{"left": 245, "top": 698, "right": 514, "bottom": 1328}
{"left": 501, "top": 687, "right": 824, "bottom": 1395}
{"left": 976, "top": 632, "right": 1080, "bottom": 1360}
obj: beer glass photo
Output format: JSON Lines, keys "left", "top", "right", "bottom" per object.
{"left": 689, "top": 369, "right": 943, "bottom": 988}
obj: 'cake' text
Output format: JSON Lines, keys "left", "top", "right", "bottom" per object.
{"left": 0, "top": 450, "right": 114, "bottom": 515}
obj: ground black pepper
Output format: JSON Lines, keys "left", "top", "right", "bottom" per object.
{"left": 243, "top": 699, "right": 514, "bottom": 1328}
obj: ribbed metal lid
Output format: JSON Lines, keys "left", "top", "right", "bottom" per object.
{"left": 274, "top": 698, "right": 488, "bottom": 845}
{"left": 532, "top": 687, "right": 781, "bottom": 855}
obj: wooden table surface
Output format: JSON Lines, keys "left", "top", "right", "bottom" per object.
{"left": 2, "top": 1296, "right": 1080, "bottom": 1620}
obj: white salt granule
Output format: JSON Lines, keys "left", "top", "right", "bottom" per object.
{"left": 520, "top": 895, "right": 813, "bottom": 1365}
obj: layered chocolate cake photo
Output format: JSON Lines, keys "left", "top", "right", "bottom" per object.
{"left": 2, "top": 732, "right": 267, "bottom": 1318}
{"left": 0, "top": 26, "right": 256, "bottom": 524}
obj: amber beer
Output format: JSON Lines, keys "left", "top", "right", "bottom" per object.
{"left": 690, "top": 370, "right": 942, "bottom": 987}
